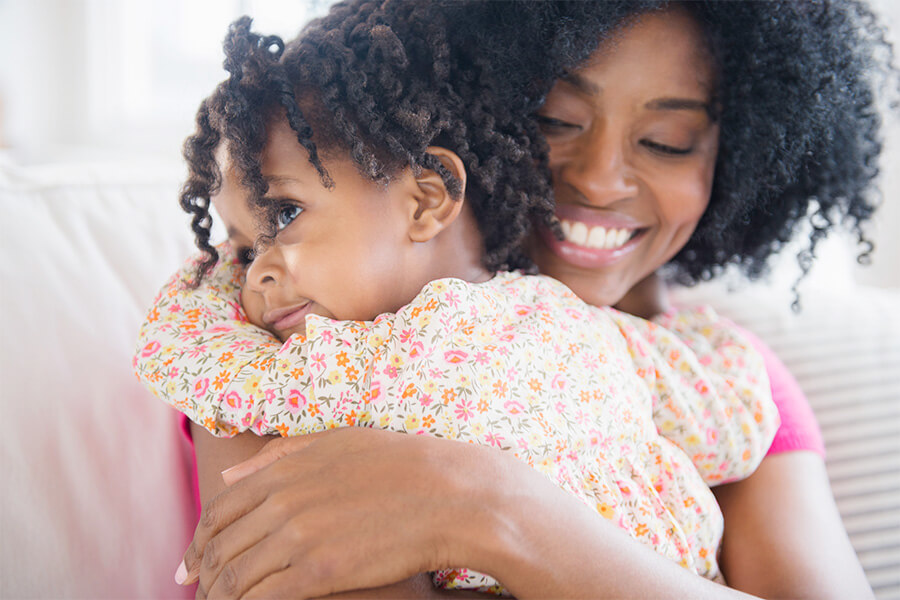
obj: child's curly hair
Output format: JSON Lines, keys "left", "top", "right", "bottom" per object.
{"left": 179, "top": 0, "right": 557, "bottom": 281}
{"left": 438, "top": 0, "right": 897, "bottom": 292}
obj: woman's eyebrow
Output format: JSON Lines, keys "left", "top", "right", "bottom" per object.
{"left": 560, "top": 72, "right": 601, "bottom": 96}
{"left": 645, "top": 97, "right": 711, "bottom": 113}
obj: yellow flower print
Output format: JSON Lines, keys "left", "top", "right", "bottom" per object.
{"left": 431, "top": 280, "right": 448, "bottom": 293}
{"left": 390, "top": 354, "right": 405, "bottom": 368}
{"left": 327, "top": 370, "right": 343, "bottom": 385}
{"left": 379, "top": 414, "right": 392, "bottom": 428}
{"left": 367, "top": 333, "right": 384, "bottom": 347}
{"left": 241, "top": 374, "right": 262, "bottom": 395}
{"left": 471, "top": 422, "right": 485, "bottom": 437}
{"left": 417, "top": 313, "right": 431, "bottom": 328}
{"left": 405, "top": 414, "right": 420, "bottom": 430}
{"left": 597, "top": 503, "right": 615, "bottom": 519}
{"left": 423, "top": 380, "right": 438, "bottom": 395}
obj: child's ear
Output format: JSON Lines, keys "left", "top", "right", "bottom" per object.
{"left": 408, "top": 146, "right": 467, "bottom": 243}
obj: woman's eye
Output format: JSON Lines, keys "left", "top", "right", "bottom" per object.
{"left": 535, "top": 114, "right": 582, "bottom": 132}
{"left": 275, "top": 204, "right": 303, "bottom": 231}
{"left": 237, "top": 247, "right": 255, "bottom": 266}
{"left": 641, "top": 139, "right": 693, "bottom": 156}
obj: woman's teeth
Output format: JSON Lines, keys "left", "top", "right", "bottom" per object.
{"left": 559, "top": 220, "right": 635, "bottom": 249}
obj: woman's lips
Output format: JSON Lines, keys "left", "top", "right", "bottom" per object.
{"left": 537, "top": 222, "right": 646, "bottom": 269}
{"left": 263, "top": 302, "right": 313, "bottom": 332}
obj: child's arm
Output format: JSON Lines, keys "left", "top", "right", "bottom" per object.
{"left": 133, "top": 247, "right": 316, "bottom": 437}
{"left": 614, "top": 307, "right": 780, "bottom": 485}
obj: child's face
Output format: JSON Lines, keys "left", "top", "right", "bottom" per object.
{"left": 236, "top": 117, "right": 428, "bottom": 340}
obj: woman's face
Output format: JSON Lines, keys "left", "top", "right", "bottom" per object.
{"left": 530, "top": 8, "right": 720, "bottom": 308}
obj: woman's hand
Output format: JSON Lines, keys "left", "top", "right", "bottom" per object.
{"left": 180, "top": 427, "right": 505, "bottom": 599}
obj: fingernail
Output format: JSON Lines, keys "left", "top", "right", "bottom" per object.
{"left": 175, "top": 560, "right": 188, "bottom": 585}
{"left": 221, "top": 465, "right": 240, "bottom": 486}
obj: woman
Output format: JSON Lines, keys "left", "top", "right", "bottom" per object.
{"left": 168, "top": 1, "right": 892, "bottom": 597}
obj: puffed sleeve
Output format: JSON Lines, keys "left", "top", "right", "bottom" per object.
{"left": 133, "top": 245, "right": 307, "bottom": 437}
{"left": 615, "top": 306, "right": 780, "bottom": 485}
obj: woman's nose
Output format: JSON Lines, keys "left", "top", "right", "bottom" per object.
{"left": 244, "top": 244, "right": 282, "bottom": 293}
{"left": 558, "top": 131, "right": 638, "bottom": 206}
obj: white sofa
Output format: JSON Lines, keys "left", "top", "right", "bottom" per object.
{"left": 1, "top": 158, "right": 898, "bottom": 599}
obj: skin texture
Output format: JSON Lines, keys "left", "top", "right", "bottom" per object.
{"left": 180, "top": 8, "right": 872, "bottom": 600}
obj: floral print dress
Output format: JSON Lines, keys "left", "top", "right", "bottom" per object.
{"left": 134, "top": 248, "right": 779, "bottom": 590}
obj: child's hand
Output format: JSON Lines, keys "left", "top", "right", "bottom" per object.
{"left": 177, "top": 428, "right": 507, "bottom": 599}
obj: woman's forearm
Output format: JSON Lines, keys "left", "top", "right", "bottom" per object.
{"left": 450, "top": 443, "right": 755, "bottom": 600}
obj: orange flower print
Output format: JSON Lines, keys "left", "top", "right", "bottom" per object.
{"left": 528, "top": 378, "right": 542, "bottom": 392}
{"left": 441, "top": 389, "right": 456, "bottom": 404}
{"left": 218, "top": 351, "right": 234, "bottom": 364}
{"left": 336, "top": 351, "right": 349, "bottom": 367}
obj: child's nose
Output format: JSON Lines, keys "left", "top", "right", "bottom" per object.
{"left": 245, "top": 245, "right": 282, "bottom": 293}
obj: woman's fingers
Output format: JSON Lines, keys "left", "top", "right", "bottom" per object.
{"left": 202, "top": 532, "right": 293, "bottom": 599}
{"left": 195, "top": 502, "right": 275, "bottom": 596}
{"left": 181, "top": 474, "right": 270, "bottom": 584}
{"left": 221, "top": 431, "right": 325, "bottom": 486}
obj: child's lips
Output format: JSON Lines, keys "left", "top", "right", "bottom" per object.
{"left": 264, "top": 302, "right": 312, "bottom": 331}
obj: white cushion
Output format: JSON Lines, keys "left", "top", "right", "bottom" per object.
{"left": 0, "top": 160, "right": 196, "bottom": 599}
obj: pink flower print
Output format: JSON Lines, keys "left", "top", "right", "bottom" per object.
{"left": 265, "top": 389, "right": 276, "bottom": 404}
{"left": 169, "top": 367, "right": 180, "bottom": 379}
{"left": 484, "top": 432, "right": 505, "bottom": 448}
{"left": 517, "top": 438, "right": 529, "bottom": 452}
{"left": 454, "top": 399, "right": 474, "bottom": 422}
{"left": 444, "top": 350, "right": 468, "bottom": 364}
{"left": 193, "top": 378, "right": 209, "bottom": 398}
{"left": 141, "top": 340, "right": 161, "bottom": 357}
{"left": 418, "top": 394, "right": 433, "bottom": 408}
{"left": 444, "top": 290, "right": 460, "bottom": 307}
{"left": 706, "top": 428, "right": 718, "bottom": 445}
{"left": 285, "top": 389, "right": 306, "bottom": 415}
{"left": 503, "top": 400, "right": 523, "bottom": 415}
{"left": 474, "top": 352, "right": 489, "bottom": 366}
{"left": 310, "top": 352, "right": 326, "bottom": 372}
{"left": 168, "top": 303, "right": 182, "bottom": 313}
{"left": 224, "top": 391, "right": 243, "bottom": 410}
{"left": 399, "top": 328, "right": 415, "bottom": 343}
{"left": 241, "top": 412, "right": 253, "bottom": 427}
{"left": 209, "top": 324, "right": 234, "bottom": 334}
{"left": 383, "top": 365, "right": 399, "bottom": 379}
{"left": 187, "top": 344, "right": 209, "bottom": 359}
{"left": 554, "top": 401, "right": 566, "bottom": 414}
{"left": 320, "top": 330, "right": 334, "bottom": 344}
{"left": 551, "top": 373, "right": 567, "bottom": 390}
{"left": 408, "top": 341, "right": 424, "bottom": 359}
{"left": 513, "top": 304, "right": 534, "bottom": 317}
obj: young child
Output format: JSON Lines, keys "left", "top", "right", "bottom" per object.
{"left": 135, "top": 8, "right": 777, "bottom": 591}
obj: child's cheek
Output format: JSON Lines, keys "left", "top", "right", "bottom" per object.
{"left": 240, "top": 286, "right": 267, "bottom": 330}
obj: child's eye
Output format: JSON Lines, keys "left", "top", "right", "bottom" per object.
{"left": 275, "top": 204, "right": 303, "bottom": 231}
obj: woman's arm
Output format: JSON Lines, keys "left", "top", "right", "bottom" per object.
{"left": 182, "top": 428, "right": 758, "bottom": 600}
{"left": 714, "top": 452, "right": 872, "bottom": 599}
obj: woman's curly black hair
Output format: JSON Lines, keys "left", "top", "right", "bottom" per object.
{"left": 179, "top": 0, "right": 558, "bottom": 282}
{"left": 437, "top": 0, "right": 898, "bottom": 294}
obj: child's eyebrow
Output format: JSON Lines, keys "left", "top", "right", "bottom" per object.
{"left": 264, "top": 175, "right": 302, "bottom": 185}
